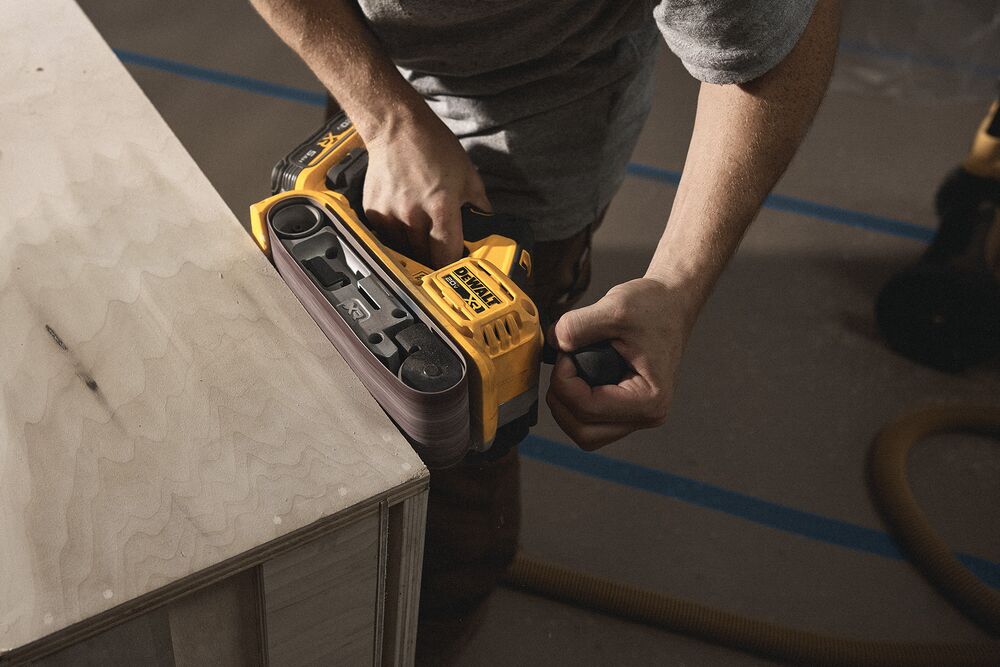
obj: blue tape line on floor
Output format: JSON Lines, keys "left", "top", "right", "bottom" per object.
{"left": 839, "top": 40, "right": 1000, "bottom": 80}
{"left": 113, "top": 49, "right": 328, "bottom": 107}
{"left": 625, "top": 163, "right": 936, "bottom": 243}
{"left": 521, "top": 434, "right": 1000, "bottom": 590}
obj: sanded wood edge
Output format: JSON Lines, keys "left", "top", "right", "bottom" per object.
{"left": 381, "top": 490, "right": 429, "bottom": 666}
{"left": 0, "top": 475, "right": 428, "bottom": 665}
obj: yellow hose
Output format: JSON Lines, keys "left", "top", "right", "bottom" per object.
{"left": 502, "top": 405, "right": 1000, "bottom": 666}
{"left": 869, "top": 406, "right": 1000, "bottom": 636}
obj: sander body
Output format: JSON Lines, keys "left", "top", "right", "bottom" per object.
{"left": 250, "top": 114, "right": 543, "bottom": 467}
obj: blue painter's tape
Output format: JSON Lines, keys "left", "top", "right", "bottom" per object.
{"left": 839, "top": 40, "right": 1000, "bottom": 80}
{"left": 625, "top": 163, "right": 936, "bottom": 243}
{"left": 520, "top": 435, "right": 1000, "bottom": 589}
{"left": 113, "top": 48, "right": 328, "bottom": 107}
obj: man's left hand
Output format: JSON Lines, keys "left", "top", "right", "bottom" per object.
{"left": 546, "top": 277, "right": 695, "bottom": 450}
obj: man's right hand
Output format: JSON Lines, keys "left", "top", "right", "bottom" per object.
{"left": 248, "top": 0, "right": 490, "bottom": 268}
{"left": 363, "top": 111, "right": 491, "bottom": 268}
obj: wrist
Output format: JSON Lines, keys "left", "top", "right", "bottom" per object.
{"left": 641, "top": 266, "right": 709, "bottom": 332}
{"left": 352, "top": 88, "right": 435, "bottom": 147}
{"left": 644, "top": 261, "right": 709, "bottom": 302}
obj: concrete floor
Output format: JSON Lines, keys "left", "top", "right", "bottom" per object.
{"left": 76, "top": 1, "right": 1000, "bottom": 664}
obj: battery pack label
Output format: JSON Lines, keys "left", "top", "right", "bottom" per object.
{"left": 297, "top": 117, "right": 353, "bottom": 167}
{"left": 444, "top": 266, "right": 501, "bottom": 313}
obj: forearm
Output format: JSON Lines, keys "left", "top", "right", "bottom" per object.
{"left": 646, "top": 0, "right": 841, "bottom": 317}
{"left": 248, "top": 0, "right": 431, "bottom": 142}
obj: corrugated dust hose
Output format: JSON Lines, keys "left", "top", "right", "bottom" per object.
{"left": 501, "top": 406, "right": 1000, "bottom": 666}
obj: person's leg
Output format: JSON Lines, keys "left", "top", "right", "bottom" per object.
{"left": 414, "top": 450, "right": 520, "bottom": 664}
{"left": 529, "top": 208, "right": 608, "bottom": 329}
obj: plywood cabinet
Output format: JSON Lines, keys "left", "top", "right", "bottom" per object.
{"left": 28, "top": 496, "right": 427, "bottom": 666}
{"left": 0, "top": 1, "right": 428, "bottom": 664}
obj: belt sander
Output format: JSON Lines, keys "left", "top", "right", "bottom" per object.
{"left": 250, "top": 114, "right": 628, "bottom": 467}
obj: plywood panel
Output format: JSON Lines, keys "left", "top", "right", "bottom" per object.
{"left": 36, "top": 569, "right": 263, "bottom": 667}
{"left": 262, "top": 511, "right": 382, "bottom": 666}
{"left": 165, "top": 568, "right": 264, "bottom": 666}
{"left": 0, "top": 0, "right": 428, "bottom": 659}
{"left": 35, "top": 610, "right": 174, "bottom": 667}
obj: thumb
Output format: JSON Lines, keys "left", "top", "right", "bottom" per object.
{"left": 553, "top": 298, "right": 622, "bottom": 353}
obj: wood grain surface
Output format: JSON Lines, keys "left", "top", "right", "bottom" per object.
{"left": 0, "top": 0, "right": 427, "bottom": 657}
{"left": 262, "top": 511, "right": 381, "bottom": 666}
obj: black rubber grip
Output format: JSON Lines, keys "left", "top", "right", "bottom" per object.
{"left": 570, "top": 342, "right": 629, "bottom": 387}
{"left": 461, "top": 206, "right": 532, "bottom": 247}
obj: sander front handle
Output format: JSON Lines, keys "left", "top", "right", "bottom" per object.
{"left": 570, "top": 342, "right": 630, "bottom": 386}
{"left": 544, "top": 341, "right": 631, "bottom": 386}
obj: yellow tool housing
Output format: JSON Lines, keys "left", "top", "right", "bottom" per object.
{"left": 250, "top": 117, "right": 541, "bottom": 450}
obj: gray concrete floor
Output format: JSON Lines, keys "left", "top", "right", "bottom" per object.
{"left": 76, "top": 1, "right": 1000, "bottom": 664}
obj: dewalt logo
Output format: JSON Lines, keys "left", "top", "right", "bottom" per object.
{"left": 443, "top": 267, "right": 501, "bottom": 314}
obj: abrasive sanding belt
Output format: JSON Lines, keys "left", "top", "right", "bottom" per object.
{"left": 503, "top": 406, "right": 1000, "bottom": 666}
{"left": 269, "top": 222, "right": 471, "bottom": 466}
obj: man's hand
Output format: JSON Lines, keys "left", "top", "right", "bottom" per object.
{"left": 546, "top": 277, "right": 696, "bottom": 450}
{"left": 248, "top": 0, "right": 490, "bottom": 268}
{"left": 545, "top": 0, "right": 839, "bottom": 450}
{"left": 364, "top": 112, "right": 491, "bottom": 268}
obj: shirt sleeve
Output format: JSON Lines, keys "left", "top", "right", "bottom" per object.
{"left": 653, "top": 0, "right": 818, "bottom": 85}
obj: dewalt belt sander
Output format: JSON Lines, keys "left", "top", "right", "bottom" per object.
{"left": 250, "top": 114, "right": 627, "bottom": 467}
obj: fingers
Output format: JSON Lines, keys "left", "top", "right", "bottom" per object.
{"left": 552, "top": 298, "right": 623, "bottom": 353}
{"left": 548, "top": 354, "right": 666, "bottom": 423}
{"left": 402, "top": 208, "right": 433, "bottom": 265}
{"left": 427, "top": 198, "right": 465, "bottom": 268}
{"left": 467, "top": 174, "right": 493, "bottom": 213}
{"left": 548, "top": 355, "right": 652, "bottom": 423}
{"left": 361, "top": 135, "right": 489, "bottom": 268}
{"left": 363, "top": 185, "right": 469, "bottom": 268}
{"left": 428, "top": 173, "right": 491, "bottom": 266}
{"left": 364, "top": 207, "right": 409, "bottom": 253}
{"left": 546, "top": 376, "right": 637, "bottom": 450}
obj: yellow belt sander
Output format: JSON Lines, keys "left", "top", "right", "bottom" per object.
{"left": 250, "top": 114, "right": 627, "bottom": 467}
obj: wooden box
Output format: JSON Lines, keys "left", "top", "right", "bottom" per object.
{"left": 0, "top": 2, "right": 428, "bottom": 664}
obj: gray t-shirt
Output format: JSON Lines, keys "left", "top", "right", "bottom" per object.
{"left": 356, "top": 0, "right": 817, "bottom": 241}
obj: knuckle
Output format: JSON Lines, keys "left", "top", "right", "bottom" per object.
{"left": 424, "top": 194, "right": 455, "bottom": 219}
{"left": 602, "top": 296, "right": 631, "bottom": 327}
{"left": 400, "top": 205, "right": 426, "bottom": 225}
{"left": 554, "top": 316, "right": 579, "bottom": 345}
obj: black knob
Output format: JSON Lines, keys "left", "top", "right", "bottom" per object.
{"left": 570, "top": 342, "right": 629, "bottom": 386}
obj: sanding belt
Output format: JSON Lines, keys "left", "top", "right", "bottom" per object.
{"left": 269, "top": 218, "right": 471, "bottom": 462}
